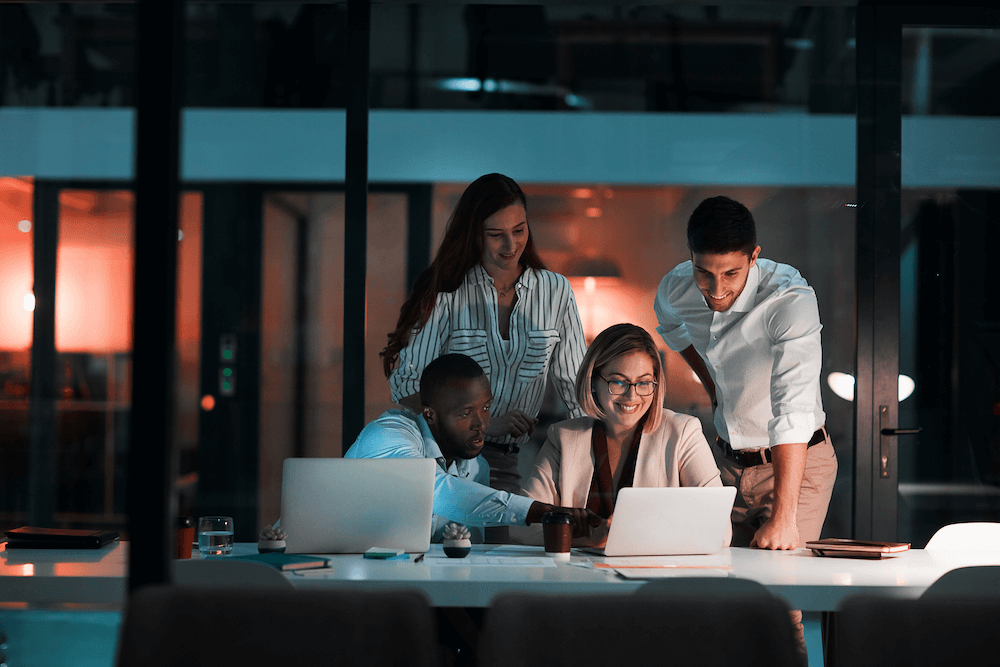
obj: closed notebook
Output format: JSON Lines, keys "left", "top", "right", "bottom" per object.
{"left": 806, "top": 538, "right": 910, "bottom": 559}
{"left": 4, "top": 526, "right": 120, "bottom": 549}
{"left": 229, "top": 553, "right": 330, "bottom": 571}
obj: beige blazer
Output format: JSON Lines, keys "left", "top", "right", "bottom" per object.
{"left": 518, "top": 408, "right": 727, "bottom": 547}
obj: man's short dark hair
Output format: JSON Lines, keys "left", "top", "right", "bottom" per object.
{"left": 687, "top": 196, "right": 758, "bottom": 256}
{"left": 420, "top": 354, "right": 487, "bottom": 407}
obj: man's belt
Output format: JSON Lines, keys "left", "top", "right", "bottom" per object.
{"left": 716, "top": 427, "right": 827, "bottom": 467}
{"left": 483, "top": 440, "right": 520, "bottom": 454}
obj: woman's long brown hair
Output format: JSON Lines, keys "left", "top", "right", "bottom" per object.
{"left": 380, "top": 173, "right": 546, "bottom": 377}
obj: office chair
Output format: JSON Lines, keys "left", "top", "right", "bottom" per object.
{"left": 921, "top": 565, "right": 1000, "bottom": 599}
{"left": 634, "top": 575, "right": 772, "bottom": 597}
{"left": 116, "top": 586, "right": 440, "bottom": 667}
{"left": 924, "top": 521, "right": 1000, "bottom": 550}
{"left": 479, "top": 589, "right": 800, "bottom": 667}
{"left": 835, "top": 596, "right": 1000, "bottom": 667}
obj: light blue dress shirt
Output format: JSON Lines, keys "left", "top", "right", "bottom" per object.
{"left": 344, "top": 409, "right": 536, "bottom": 542}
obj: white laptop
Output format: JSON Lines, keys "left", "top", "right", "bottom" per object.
{"left": 580, "top": 486, "right": 737, "bottom": 557}
{"left": 280, "top": 458, "right": 435, "bottom": 554}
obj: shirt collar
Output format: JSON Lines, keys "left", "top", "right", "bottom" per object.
{"left": 730, "top": 262, "right": 760, "bottom": 313}
{"left": 470, "top": 263, "right": 536, "bottom": 291}
{"left": 416, "top": 412, "right": 472, "bottom": 478}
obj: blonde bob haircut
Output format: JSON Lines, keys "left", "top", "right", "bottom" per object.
{"left": 575, "top": 323, "right": 664, "bottom": 434}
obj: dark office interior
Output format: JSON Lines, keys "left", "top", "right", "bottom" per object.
{"left": 1, "top": 2, "right": 998, "bottom": 665}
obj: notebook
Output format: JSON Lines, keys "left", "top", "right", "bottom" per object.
{"left": 280, "top": 458, "right": 435, "bottom": 554}
{"left": 579, "top": 486, "right": 737, "bottom": 557}
{"left": 806, "top": 538, "right": 910, "bottom": 559}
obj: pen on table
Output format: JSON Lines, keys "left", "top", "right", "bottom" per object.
{"left": 414, "top": 553, "right": 425, "bottom": 563}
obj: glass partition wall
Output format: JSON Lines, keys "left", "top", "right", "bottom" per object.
{"left": 5, "top": 2, "right": 999, "bottom": 664}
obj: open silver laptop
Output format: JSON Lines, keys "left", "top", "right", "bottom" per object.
{"left": 280, "top": 458, "right": 435, "bottom": 554}
{"left": 580, "top": 486, "right": 737, "bottom": 557}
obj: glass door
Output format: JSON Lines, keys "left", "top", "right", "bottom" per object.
{"left": 896, "top": 25, "right": 1000, "bottom": 546}
{"left": 855, "top": 7, "right": 1000, "bottom": 542}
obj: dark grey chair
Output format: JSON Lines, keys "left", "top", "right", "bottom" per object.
{"left": 116, "top": 586, "right": 440, "bottom": 667}
{"left": 921, "top": 565, "right": 1000, "bottom": 599}
{"left": 479, "top": 588, "right": 799, "bottom": 667}
{"left": 835, "top": 596, "right": 1000, "bottom": 667}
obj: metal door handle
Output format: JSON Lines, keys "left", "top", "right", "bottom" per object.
{"left": 880, "top": 427, "right": 922, "bottom": 436}
{"left": 878, "top": 406, "right": 922, "bottom": 478}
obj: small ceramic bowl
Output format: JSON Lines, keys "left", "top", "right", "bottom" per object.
{"left": 442, "top": 538, "right": 471, "bottom": 558}
{"left": 258, "top": 539, "right": 287, "bottom": 554}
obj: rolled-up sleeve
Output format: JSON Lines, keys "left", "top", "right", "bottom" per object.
{"left": 549, "top": 284, "right": 587, "bottom": 418}
{"left": 766, "top": 288, "right": 822, "bottom": 445}
{"left": 654, "top": 275, "right": 693, "bottom": 352}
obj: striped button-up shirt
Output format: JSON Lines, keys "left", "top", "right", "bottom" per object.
{"left": 390, "top": 264, "right": 587, "bottom": 446}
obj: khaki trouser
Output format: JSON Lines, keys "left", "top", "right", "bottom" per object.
{"left": 714, "top": 434, "right": 838, "bottom": 666}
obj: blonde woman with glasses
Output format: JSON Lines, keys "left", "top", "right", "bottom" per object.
{"left": 522, "top": 323, "right": 727, "bottom": 548}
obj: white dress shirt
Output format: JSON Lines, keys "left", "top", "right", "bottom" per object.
{"left": 390, "top": 264, "right": 586, "bottom": 445}
{"left": 654, "top": 258, "right": 825, "bottom": 451}
{"left": 344, "top": 409, "right": 535, "bottom": 541}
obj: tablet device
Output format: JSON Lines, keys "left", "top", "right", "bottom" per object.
{"left": 579, "top": 486, "right": 736, "bottom": 557}
{"left": 280, "top": 458, "right": 435, "bottom": 554}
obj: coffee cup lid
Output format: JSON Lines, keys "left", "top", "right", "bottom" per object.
{"left": 541, "top": 511, "right": 573, "bottom": 524}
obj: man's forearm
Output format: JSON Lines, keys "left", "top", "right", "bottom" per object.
{"left": 769, "top": 442, "right": 807, "bottom": 521}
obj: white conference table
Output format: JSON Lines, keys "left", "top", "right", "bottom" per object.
{"left": 4, "top": 540, "right": 1000, "bottom": 610}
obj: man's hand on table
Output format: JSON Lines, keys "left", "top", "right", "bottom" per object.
{"left": 525, "top": 502, "right": 605, "bottom": 538}
{"left": 750, "top": 515, "right": 799, "bottom": 550}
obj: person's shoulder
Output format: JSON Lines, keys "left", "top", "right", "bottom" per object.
{"left": 549, "top": 415, "right": 597, "bottom": 438}
{"left": 364, "top": 409, "right": 422, "bottom": 433}
{"left": 658, "top": 260, "right": 694, "bottom": 290}
{"left": 651, "top": 407, "right": 702, "bottom": 433}
{"left": 756, "top": 258, "right": 811, "bottom": 291}
{"left": 526, "top": 267, "right": 571, "bottom": 291}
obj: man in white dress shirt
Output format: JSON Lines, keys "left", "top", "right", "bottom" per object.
{"left": 654, "top": 196, "right": 837, "bottom": 551}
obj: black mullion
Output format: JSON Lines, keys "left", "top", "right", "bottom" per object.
{"left": 27, "top": 181, "right": 60, "bottom": 528}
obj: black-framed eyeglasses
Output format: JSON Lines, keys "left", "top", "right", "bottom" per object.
{"left": 598, "top": 375, "right": 657, "bottom": 397}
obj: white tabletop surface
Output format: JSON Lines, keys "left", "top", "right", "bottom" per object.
{"left": 4, "top": 540, "right": 1000, "bottom": 610}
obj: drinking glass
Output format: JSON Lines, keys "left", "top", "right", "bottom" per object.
{"left": 198, "top": 516, "right": 234, "bottom": 556}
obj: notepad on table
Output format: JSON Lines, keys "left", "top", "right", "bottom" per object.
{"left": 806, "top": 538, "right": 910, "bottom": 559}
{"left": 230, "top": 553, "right": 331, "bottom": 571}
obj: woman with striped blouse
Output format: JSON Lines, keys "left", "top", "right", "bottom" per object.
{"left": 380, "top": 173, "right": 587, "bottom": 497}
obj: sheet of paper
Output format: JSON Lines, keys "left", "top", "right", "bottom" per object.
{"left": 594, "top": 554, "right": 732, "bottom": 569}
{"left": 423, "top": 555, "right": 556, "bottom": 567}
{"left": 613, "top": 567, "right": 732, "bottom": 579}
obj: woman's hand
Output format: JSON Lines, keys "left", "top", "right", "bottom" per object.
{"left": 485, "top": 409, "right": 538, "bottom": 439}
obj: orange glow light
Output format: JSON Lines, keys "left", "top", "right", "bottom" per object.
{"left": 571, "top": 188, "right": 594, "bottom": 199}
{"left": 201, "top": 394, "right": 216, "bottom": 411}
{"left": 584, "top": 207, "right": 602, "bottom": 218}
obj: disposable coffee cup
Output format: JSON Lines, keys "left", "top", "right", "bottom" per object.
{"left": 175, "top": 516, "right": 194, "bottom": 559}
{"left": 541, "top": 511, "right": 572, "bottom": 560}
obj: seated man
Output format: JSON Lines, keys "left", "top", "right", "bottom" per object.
{"left": 346, "top": 353, "right": 601, "bottom": 542}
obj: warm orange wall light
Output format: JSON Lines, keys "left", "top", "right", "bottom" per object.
{"left": 0, "top": 247, "right": 34, "bottom": 349}
{"left": 55, "top": 245, "right": 134, "bottom": 352}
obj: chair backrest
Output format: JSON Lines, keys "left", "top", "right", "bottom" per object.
{"left": 634, "top": 576, "right": 772, "bottom": 598}
{"left": 173, "top": 559, "right": 293, "bottom": 588}
{"left": 479, "top": 590, "right": 799, "bottom": 667}
{"left": 921, "top": 565, "right": 1000, "bottom": 599}
{"left": 924, "top": 522, "right": 1000, "bottom": 550}
{"left": 836, "top": 596, "right": 1000, "bottom": 667}
{"left": 116, "top": 586, "right": 440, "bottom": 667}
